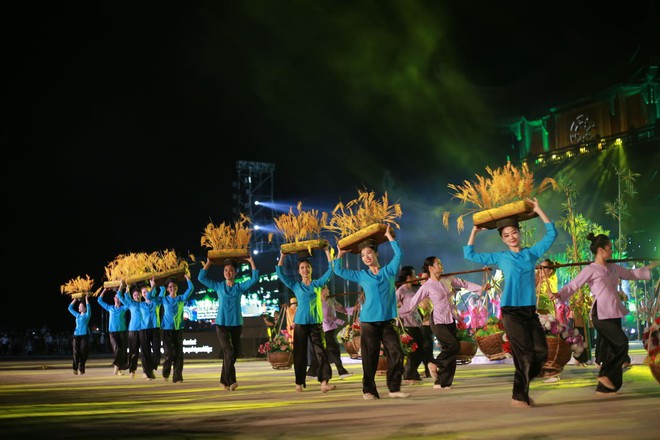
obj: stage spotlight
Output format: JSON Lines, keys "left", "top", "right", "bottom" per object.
{"left": 255, "top": 201, "right": 261, "bottom": 206}
{"left": 253, "top": 249, "right": 259, "bottom": 255}
{"left": 254, "top": 225, "right": 261, "bottom": 230}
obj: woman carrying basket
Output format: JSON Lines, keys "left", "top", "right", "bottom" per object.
{"left": 464, "top": 198, "right": 557, "bottom": 408}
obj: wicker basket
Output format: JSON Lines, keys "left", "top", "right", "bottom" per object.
{"left": 337, "top": 223, "right": 395, "bottom": 254}
{"left": 457, "top": 341, "right": 478, "bottom": 365}
{"left": 376, "top": 356, "right": 388, "bottom": 376}
{"left": 540, "top": 336, "right": 572, "bottom": 377}
{"left": 280, "top": 239, "right": 329, "bottom": 255}
{"left": 267, "top": 351, "right": 293, "bottom": 370}
{"left": 649, "top": 364, "right": 660, "bottom": 385}
{"left": 472, "top": 200, "right": 538, "bottom": 230}
{"left": 344, "top": 336, "right": 361, "bottom": 359}
{"left": 103, "top": 280, "right": 121, "bottom": 289}
{"left": 476, "top": 333, "right": 508, "bottom": 360}
{"left": 125, "top": 267, "right": 188, "bottom": 287}
{"left": 207, "top": 249, "right": 249, "bottom": 265}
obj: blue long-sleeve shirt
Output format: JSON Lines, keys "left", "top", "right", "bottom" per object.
{"left": 159, "top": 279, "right": 195, "bottom": 330}
{"left": 198, "top": 268, "right": 259, "bottom": 326}
{"left": 276, "top": 265, "right": 334, "bottom": 325}
{"left": 117, "top": 290, "right": 144, "bottom": 331}
{"left": 97, "top": 295, "right": 128, "bottom": 332}
{"left": 140, "top": 287, "right": 161, "bottom": 329}
{"left": 333, "top": 240, "right": 402, "bottom": 322}
{"left": 463, "top": 222, "right": 557, "bottom": 307}
{"left": 68, "top": 302, "right": 91, "bottom": 336}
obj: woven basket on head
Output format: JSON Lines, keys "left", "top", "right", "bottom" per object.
{"left": 539, "top": 336, "right": 572, "bottom": 378}
{"left": 472, "top": 200, "right": 538, "bottom": 230}
{"left": 649, "top": 364, "right": 660, "bottom": 385}
{"left": 207, "top": 249, "right": 249, "bottom": 265}
{"left": 267, "top": 351, "right": 293, "bottom": 370}
{"left": 337, "top": 223, "right": 395, "bottom": 254}
{"left": 280, "top": 239, "right": 328, "bottom": 255}
{"left": 476, "top": 332, "right": 508, "bottom": 361}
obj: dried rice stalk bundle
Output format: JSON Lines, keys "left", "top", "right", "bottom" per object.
{"left": 201, "top": 213, "right": 253, "bottom": 264}
{"left": 200, "top": 213, "right": 252, "bottom": 250}
{"left": 150, "top": 249, "right": 190, "bottom": 285}
{"left": 443, "top": 162, "right": 556, "bottom": 232}
{"left": 273, "top": 202, "right": 330, "bottom": 254}
{"left": 60, "top": 275, "right": 96, "bottom": 298}
{"left": 327, "top": 190, "right": 402, "bottom": 239}
{"left": 103, "top": 251, "right": 160, "bottom": 288}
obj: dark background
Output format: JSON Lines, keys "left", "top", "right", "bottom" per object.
{"left": 5, "top": 0, "right": 658, "bottom": 333}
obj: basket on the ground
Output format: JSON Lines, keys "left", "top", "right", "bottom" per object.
{"left": 539, "top": 336, "right": 572, "bottom": 377}
{"left": 267, "top": 351, "right": 293, "bottom": 370}
{"left": 337, "top": 223, "right": 395, "bottom": 254}
{"left": 344, "top": 336, "right": 361, "bottom": 359}
{"left": 473, "top": 200, "right": 538, "bottom": 230}
{"left": 476, "top": 333, "right": 507, "bottom": 360}
{"left": 457, "top": 341, "right": 478, "bottom": 365}
{"left": 649, "top": 364, "right": 660, "bottom": 385}
{"left": 376, "top": 356, "right": 388, "bottom": 376}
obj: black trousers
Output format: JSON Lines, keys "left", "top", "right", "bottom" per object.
{"left": 109, "top": 331, "right": 128, "bottom": 370}
{"left": 72, "top": 334, "right": 88, "bottom": 373}
{"left": 420, "top": 324, "right": 434, "bottom": 376}
{"left": 591, "top": 302, "right": 627, "bottom": 392}
{"left": 294, "top": 323, "right": 331, "bottom": 386}
{"left": 360, "top": 320, "right": 404, "bottom": 398}
{"left": 429, "top": 321, "right": 458, "bottom": 387}
{"left": 138, "top": 329, "right": 155, "bottom": 378}
{"left": 402, "top": 326, "right": 424, "bottom": 381}
{"left": 215, "top": 325, "right": 242, "bottom": 387}
{"left": 162, "top": 329, "right": 184, "bottom": 382}
{"left": 501, "top": 306, "right": 547, "bottom": 404}
{"left": 324, "top": 329, "right": 349, "bottom": 375}
{"left": 127, "top": 330, "right": 140, "bottom": 373}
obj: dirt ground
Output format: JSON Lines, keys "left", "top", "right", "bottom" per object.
{"left": 0, "top": 353, "right": 658, "bottom": 440}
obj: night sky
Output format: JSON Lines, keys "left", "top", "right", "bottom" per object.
{"left": 7, "top": 1, "right": 658, "bottom": 333}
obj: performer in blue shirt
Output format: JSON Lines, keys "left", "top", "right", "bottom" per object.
{"left": 118, "top": 281, "right": 155, "bottom": 380}
{"left": 157, "top": 274, "right": 195, "bottom": 383}
{"left": 198, "top": 255, "right": 259, "bottom": 391}
{"left": 464, "top": 198, "right": 556, "bottom": 408}
{"left": 333, "top": 225, "right": 409, "bottom": 400}
{"left": 68, "top": 294, "right": 91, "bottom": 375}
{"left": 98, "top": 288, "right": 129, "bottom": 375}
{"left": 277, "top": 248, "right": 335, "bottom": 393}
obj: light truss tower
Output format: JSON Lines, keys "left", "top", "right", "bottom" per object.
{"left": 233, "top": 160, "right": 277, "bottom": 254}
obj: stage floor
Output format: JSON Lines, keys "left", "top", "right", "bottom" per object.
{"left": 1, "top": 351, "right": 658, "bottom": 440}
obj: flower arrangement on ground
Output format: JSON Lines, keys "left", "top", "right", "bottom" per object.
{"left": 538, "top": 313, "right": 585, "bottom": 357}
{"left": 258, "top": 330, "right": 292, "bottom": 355}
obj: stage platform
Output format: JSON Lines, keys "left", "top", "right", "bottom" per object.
{"left": 0, "top": 342, "right": 657, "bottom": 440}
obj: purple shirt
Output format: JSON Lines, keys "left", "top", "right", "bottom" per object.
{"left": 321, "top": 298, "right": 351, "bottom": 332}
{"left": 396, "top": 284, "right": 423, "bottom": 327}
{"left": 399, "top": 277, "right": 483, "bottom": 325}
{"left": 557, "top": 263, "right": 650, "bottom": 319}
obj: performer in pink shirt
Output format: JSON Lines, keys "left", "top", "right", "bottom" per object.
{"left": 553, "top": 233, "right": 657, "bottom": 396}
